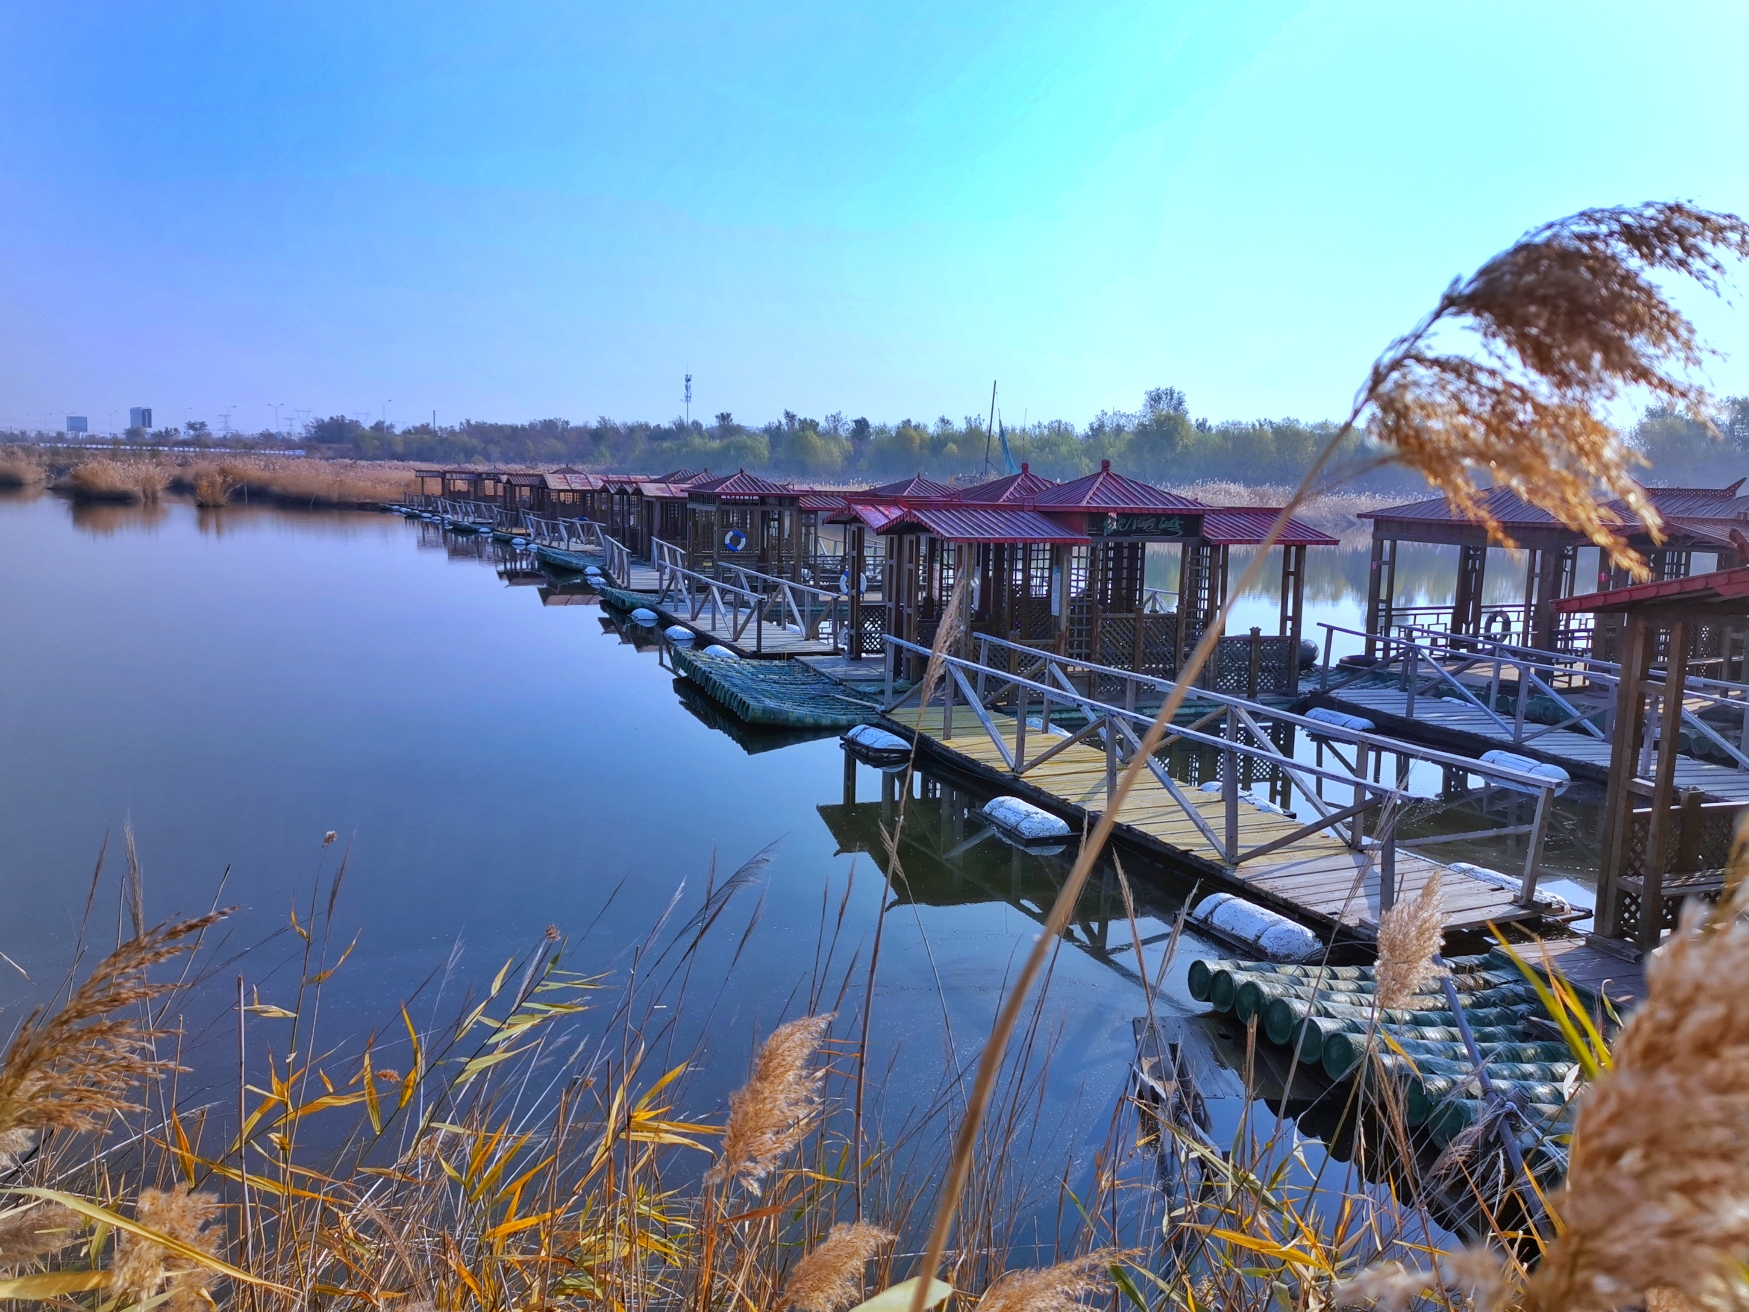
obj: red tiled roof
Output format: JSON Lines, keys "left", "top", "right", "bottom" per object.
{"left": 1627, "top": 480, "right": 1749, "bottom": 520}
{"left": 829, "top": 503, "right": 908, "bottom": 531}
{"left": 654, "top": 467, "right": 711, "bottom": 484}
{"left": 544, "top": 471, "right": 604, "bottom": 491}
{"left": 634, "top": 480, "right": 692, "bottom": 499}
{"left": 798, "top": 492, "right": 846, "bottom": 512}
{"left": 1033, "top": 460, "right": 1207, "bottom": 512}
{"left": 1200, "top": 508, "right": 1340, "bottom": 547}
{"left": 956, "top": 464, "right": 1057, "bottom": 504}
{"left": 1359, "top": 487, "right": 1567, "bottom": 527}
{"left": 1555, "top": 565, "right": 1749, "bottom": 613}
{"left": 689, "top": 469, "right": 793, "bottom": 498}
{"left": 505, "top": 472, "right": 545, "bottom": 486}
{"left": 870, "top": 474, "right": 956, "bottom": 499}
{"left": 900, "top": 506, "right": 1088, "bottom": 543}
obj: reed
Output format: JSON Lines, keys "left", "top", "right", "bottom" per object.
{"left": 65, "top": 458, "right": 169, "bottom": 503}
{"left": 0, "top": 448, "right": 46, "bottom": 488}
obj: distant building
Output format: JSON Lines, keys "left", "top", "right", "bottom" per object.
{"left": 65, "top": 416, "right": 87, "bottom": 433}
{"left": 129, "top": 407, "right": 152, "bottom": 429}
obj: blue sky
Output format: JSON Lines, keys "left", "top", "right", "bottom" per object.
{"left": 3, "top": 1, "right": 1747, "bottom": 435}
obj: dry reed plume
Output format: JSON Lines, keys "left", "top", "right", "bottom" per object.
{"left": 0, "top": 1203, "right": 82, "bottom": 1268}
{"left": 1372, "top": 872, "right": 1445, "bottom": 1010}
{"left": 974, "top": 1251, "right": 1125, "bottom": 1312}
{"left": 112, "top": 1187, "right": 220, "bottom": 1312}
{"left": 709, "top": 1012, "right": 833, "bottom": 1194}
{"left": 781, "top": 1222, "right": 895, "bottom": 1312}
{"left": 1369, "top": 203, "right": 1749, "bottom": 575}
{"left": 0, "top": 914, "right": 219, "bottom": 1137}
{"left": 1522, "top": 873, "right": 1749, "bottom": 1312}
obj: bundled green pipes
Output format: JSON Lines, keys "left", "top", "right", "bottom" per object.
{"left": 1190, "top": 951, "right": 1582, "bottom": 1148}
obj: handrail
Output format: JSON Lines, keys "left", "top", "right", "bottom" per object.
{"left": 1329, "top": 619, "right": 1749, "bottom": 770}
{"left": 649, "top": 555, "right": 842, "bottom": 653}
{"left": 654, "top": 550, "right": 848, "bottom": 652}
{"left": 882, "top": 633, "right": 1561, "bottom": 907}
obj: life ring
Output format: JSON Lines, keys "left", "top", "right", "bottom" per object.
{"left": 839, "top": 570, "right": 866, "bottom": 595}
{"left": 1483, "top": 610, "right": 1511, "bottom": 639}
{"left": 723, "top": 528, "right": 747, "bottom": 552}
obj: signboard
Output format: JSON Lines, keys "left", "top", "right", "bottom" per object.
{"left": 65, "top": 416, "right": 87, "bottom": 433}
{"left": 1087, "top": 512, "right": 1199, "bottom": 540}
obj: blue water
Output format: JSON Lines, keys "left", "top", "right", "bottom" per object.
{"left": 0, "top": 491, "right": 1231, "bottom": 1155}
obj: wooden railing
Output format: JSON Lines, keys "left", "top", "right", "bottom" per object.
{"left": 883, "top": 632, "right": 1568, "bottom": 908}
{"left": 650, "top": 545, "right": 847, "bottom": 653}
{"left": 1323, "top": 620, "right": 1749, "bottom": 770}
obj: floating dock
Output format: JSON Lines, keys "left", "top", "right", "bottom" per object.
{"left": 884, "top": 702, "right": 1576, "bottom": 944}
{"left": 672, "top": 645, "right": 878, "bottom": 728}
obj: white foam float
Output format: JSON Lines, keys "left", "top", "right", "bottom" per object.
{"left": 704, "top": 645, "right": 740, "bottom": 659}
{"left": 1188, "top": 892, "right": 1322, "bottom": 963}
{"left": 982, "top": 796, "right": 1071, "bottom": 845}
{"left": 1478, "top": 749, "right": 1570, "bottom": 796}
{"left": 630, "top": 607, "right": 659, "bottom": 625}
{"left": 1303, "top": 706, "right": 1375, "bottom": 734}
{"left": 664, "top": 625, "right": 695, "bottom": 644}
{"left": 842, "top": 724, "right": 910, "bottom": 769}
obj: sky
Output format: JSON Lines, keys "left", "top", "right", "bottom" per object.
{"left": 2, "top": 1, "right": 1747, "bottom": 436}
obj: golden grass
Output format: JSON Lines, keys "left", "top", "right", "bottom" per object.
{"left": 65, "top": 459, "right": 169, "bottom": 503}
{"left": 0, "top": 448, "right": 46, "bottom": 488}
{"left": 48, "top": 453, "right": 415, "bottom": 507}
{"left": 1524, "top": 873, "right": 1749, "bottom": 1312}
{"left": 710, "top": 1012, "right": 833, "bottom": 1195}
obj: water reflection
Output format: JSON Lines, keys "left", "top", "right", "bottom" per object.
{"left": 68, "top": 498, "right": 170, "bottom": 536}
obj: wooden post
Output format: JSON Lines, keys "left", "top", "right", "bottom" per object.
{"left": 1365, "top": 535, "right": 1386, "bottom": 659}
{"left": 1639, "top": 618, "right": 1690, "bottom": 951}
{"left": 1105, "top": 715, "right": 1117, "bottom": 811}
{"left": 1379, "top": 797, "right": 1396, "bottom": 914}
{"left": 1247, "top": 626, "right": 1261, "bottom": 700}
{"left": 1014, "top": 680, "right": 1028, "bottom": 772}
{"left": 843, "top": 748, "right": 856, "bottom": 807}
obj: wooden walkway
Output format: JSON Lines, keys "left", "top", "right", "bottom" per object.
{"left": 1320, "top": 686, "right": 1749, "bottom": 802}
{"left": 886, "top": 704, "right": 1571, "bottom": 942}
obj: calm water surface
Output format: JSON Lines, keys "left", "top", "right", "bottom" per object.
{"left": 0, "top": 491, "right": 1599, "bottom": 1187}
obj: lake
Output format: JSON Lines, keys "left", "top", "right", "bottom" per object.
{"left": 0, "top": 490, "right": 1600, "bottom": 1189}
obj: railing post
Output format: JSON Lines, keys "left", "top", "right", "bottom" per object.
{"left": 1350, "top": 739, "right": 1369, "bottom": 849}
{"left": 1223, "top": 707, "right": 1239, "bottom": 862}
{"left": 1514, "top": 661, "right": 1530, "bottom": 744}
{"left": 1104, "top": 715, "right": 1118, "bottom": 807}
{"left": 942, "top": 655, "right": 956, "bottom": 738}
{"left": 1321, "top": 624, "right": 1334, "bottom": 690}
{"left": 884, "top": 640, "right": 895, "bottom": 704}
{"left": 1404, "top": 643, "right": 1418, "bottom": 718}
{"left": 1518, "top": 783, "right": 1553, "bottom": 906}
{"left": 1015, "top": 680, "right": 1028, "bottom": 772}
{"left": 1379, "top": 793, "right": 1397, "bottom": 912}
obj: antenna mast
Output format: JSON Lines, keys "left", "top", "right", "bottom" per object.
{"left": 983, "top": 380, "right": 997, "bottom": 473}
{"left": 684, "top": 373, "right": 693, "bottom": 425}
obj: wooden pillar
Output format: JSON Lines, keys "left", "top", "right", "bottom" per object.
{"left": 848, "top": 524, "right": 865, "bottom": 661}
{"left": 1453, "top": 543, "right": 1487, "bottom": 638}
{"left": 1638, "top": 618, "right": 1690, "bottom": 950}
{"left": 1530, "top": 546, "right": 1563, "bottom": 652}
{"left": 1597, "top": 614, "right": 1653, "bottom": 940}
{"left": 1365, "top": 535, "right": 1386, "bottom": 658}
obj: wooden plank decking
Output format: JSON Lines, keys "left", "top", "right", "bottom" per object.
{"left": 1321, "top": 686, "right": 1749, "bottom": 802}
{"left": 886, "top": 704, "right": 1566, "bottom": 942}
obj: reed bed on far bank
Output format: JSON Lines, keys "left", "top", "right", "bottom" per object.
{"left": 1166, "top": 481, "right": 1400, "bottom": 545}
{"left": 38, "top": 452, "right": 416, "bottom": 508}
{"left": 64, "top": 457, "right": 169, "bottom": 503}
{"left": 0, "top": 447, "right": 47, "bottom": 488}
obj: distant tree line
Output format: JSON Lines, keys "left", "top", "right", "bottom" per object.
{"left": 299, "top": 387, "right": 1424, "bottom": 489}
{"left": 1625, "top": 396, "right": 1749, "bottom": 485}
